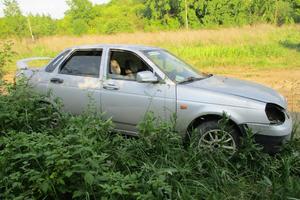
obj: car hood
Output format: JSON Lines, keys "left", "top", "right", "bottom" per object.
{"left": 185, "top": 75, "right": 287, "bottom": 109}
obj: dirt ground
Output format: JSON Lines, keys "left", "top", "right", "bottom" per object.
{"left": 4, "top": 68, "right": 300, "bottom": 113}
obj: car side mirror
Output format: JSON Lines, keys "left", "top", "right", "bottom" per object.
{"left": 136, "top": 71, "right": 158, "bottom": 83}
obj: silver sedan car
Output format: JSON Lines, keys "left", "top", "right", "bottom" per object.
{"left": 16, "top": 44, "right": 292, "bottom": 153}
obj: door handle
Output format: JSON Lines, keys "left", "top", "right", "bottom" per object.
{"left": 50, "top": 78, "right": 64, "bottom": 84}
{"left": 103, "top": 83, "right": 119, "bottom": 90}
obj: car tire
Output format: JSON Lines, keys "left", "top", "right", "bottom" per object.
{"left": 193, "top": 120, "right": 240, "bottom": 154}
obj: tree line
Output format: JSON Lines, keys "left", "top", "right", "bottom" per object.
{"left": 0, "top": 0, "right": 299, "bottom": 38}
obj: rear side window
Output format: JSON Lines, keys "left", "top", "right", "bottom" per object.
{"left": 60, "top": 50, "right": 102, "bottom": 78}
{"left": 45, "top": 50, "right": 71, "bottom": 73}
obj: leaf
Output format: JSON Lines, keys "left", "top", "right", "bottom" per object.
{"left": 64, "top": 171, "right": 73, "bottom": 178}
{"left": 263, "top": 176, "right": 272, "bottom": 187}
{"left": 40, "top": 181, "right": 51, "bottom": 193}
{"left": 84, "top": 172, "right": 94, "bottom": 185}
{"left": 73, "top": 190, "right": 84, "bottom": 198}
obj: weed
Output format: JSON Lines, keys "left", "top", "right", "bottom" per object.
{"left": 0, "top": 83, "right": 299, "bottom": 199}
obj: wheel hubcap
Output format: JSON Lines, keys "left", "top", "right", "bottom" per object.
{"left": 198, "top": 129, "right": 236, "bottom": 154}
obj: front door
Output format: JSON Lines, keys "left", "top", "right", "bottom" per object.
{"left": 101, "top": 49, "right": 176, "bottom": 134}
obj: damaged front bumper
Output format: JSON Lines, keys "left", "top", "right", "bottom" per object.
{"left": 244, "top": 114, "right": 292, "bottom": 153}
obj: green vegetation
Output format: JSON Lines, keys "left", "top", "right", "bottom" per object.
{"left": 0, "top": 80, "right": 299, "bottom": 199}
{"left": 167, "top": 28, "right": 300, "bottom": 70}
{"left": 0, "top": 0, "right": 300, "bottom": 37}
{"left": 2, "top": 25, "right": 299, "bottom": 76}
{"left": 0, "top": 2, "right": 299, "bottom": 199}
{"left": 0, "top": 40, "right": 14, "bottom": 78}
{"left": 0, "top": 1, "right": 299, "bottom": 199}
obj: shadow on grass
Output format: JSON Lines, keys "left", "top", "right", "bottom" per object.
{"left": 280, "top": 40, "right": 300, "bottom": 52}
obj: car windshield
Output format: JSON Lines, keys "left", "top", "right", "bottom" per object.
{"left": 143, "top": 49, "right": 208, "bottom": 83}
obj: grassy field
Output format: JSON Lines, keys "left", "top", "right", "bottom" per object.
{"left": 2, "top": 24, "right": 300, "bottom": 111}
{"left": 3, "top": 24, "right": 299, "bottom": 71}
{"left": 0, "top": 25, "right": 300, "bottom": 199}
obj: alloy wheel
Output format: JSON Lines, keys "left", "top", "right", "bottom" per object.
{"left": 198, "top": 129, "right": 237, "bottom": 154}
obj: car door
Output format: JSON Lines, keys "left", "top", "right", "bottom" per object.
{"left": 27, "top": 49, "right": 72, "bottom": 96}
{"left": 48, "top": 49, "right": 103, "bottom": 114}
{"left": 101, "top": 49, "right": 176, "bottom": 134}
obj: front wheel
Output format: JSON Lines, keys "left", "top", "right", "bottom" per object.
{"left": 193, "top": 120, "right": 240, "bottom": 154}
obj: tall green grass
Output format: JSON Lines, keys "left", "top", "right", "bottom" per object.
{"left": 166, "top": 29, "right": 300, "bottom": 69}
{"left": 0, "top": 81, "right": 299, "bottom": 199}
{"left": 2, "top": 25, "right": 300, "bottom": 75}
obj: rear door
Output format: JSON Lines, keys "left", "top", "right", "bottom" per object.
{"left": 28, "top": 50, "right": 71, "bottom": 95}
{"left": 100, "top": 49, "right": 176, "bottom": 134}
{"left": 48, "top": 49, "right": 103, "bottom": 114}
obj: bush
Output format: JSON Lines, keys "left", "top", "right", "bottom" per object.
{"left": 0, "top": 80, "right": 61, "bottom": 132}
{"left": 0, "top": 81, "right": 299, "bottom": 199}
{"left": 72, "top": 19, "right": 89, "bottom": 36}
{"left": 104, "top": 19, "right": 134, "bottom": 34}
{"left": 0, "top": 41, "right": 14, "bottom": 79}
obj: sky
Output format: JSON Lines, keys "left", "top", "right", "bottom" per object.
{"left": 0, "top": 0, "right": 109, "bottom": 19}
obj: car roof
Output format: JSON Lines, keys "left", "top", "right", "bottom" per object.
{"left": 69, "top": 44, "right": 162, "bottom": 51}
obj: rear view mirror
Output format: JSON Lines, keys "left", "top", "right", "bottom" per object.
{"left": 136, "top": 71, "right": 158, "bottom": 83}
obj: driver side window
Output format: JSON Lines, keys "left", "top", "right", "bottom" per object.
{"left": 108, "top": 50, "right": 153, "bottom": 81}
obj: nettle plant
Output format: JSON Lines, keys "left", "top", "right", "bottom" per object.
{"left": 0, "top": 79, "right": 62, "bottom": 133}
{"left": 0, "top": 82, "right": 299, "bottom": 199}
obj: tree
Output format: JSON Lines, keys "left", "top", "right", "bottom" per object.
{"left": 143, "top": 0, "right": 184, "bottom": 28}
{"left": 0, "top": 0, "right": 299, "bottom": 37}
{"left": 65, "top": 0, "right": 95, "bottom": 22}
{"left": 91, "top": 0, "right": 141, "bottom": 34}
{"left": 3, "top": 0, "right": 22, "bottom": 17}
{"left": 1, "top": 0, "right": 27, "bottom": 37}
{"left": 28, "top": 14, "right": 57, "bottom": 38}
{"left": 65, "top": 0, "right": 96, "bottom": 35}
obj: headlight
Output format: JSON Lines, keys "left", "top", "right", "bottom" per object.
{"left": 265, "top": 103, "right": 285, "bottom": 125}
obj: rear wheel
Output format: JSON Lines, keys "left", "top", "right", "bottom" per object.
{"left": 193, "top": 120, "right": 240, "bottom": 154}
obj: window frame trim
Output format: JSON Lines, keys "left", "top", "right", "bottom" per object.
{"left": 57, "top": 48, "right": 104, "bottom": 78}
{"left": 45, "top": 49, "right": 72, "bottom": 73}
{"left": 106, "top": 49, "right": 160, "bottom": 82}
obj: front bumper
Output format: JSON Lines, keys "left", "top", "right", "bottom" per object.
{"left": 245, "top": 114, "right": 292, "bottom": 153}
{"left": 253, "top": 134, "right": 290, "bottom": 153}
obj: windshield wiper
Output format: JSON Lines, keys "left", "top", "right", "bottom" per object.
{"left": 205, "top": 73, "right": 213, "bottom": 77}
{"left": 178, "top": 76, "right": 205, "bottom": 84}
